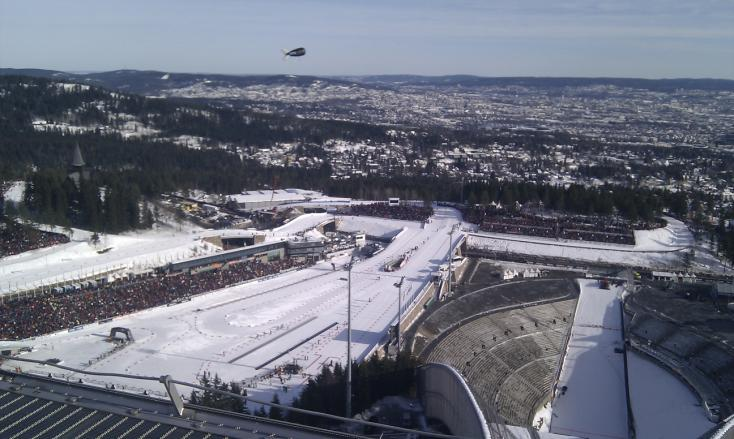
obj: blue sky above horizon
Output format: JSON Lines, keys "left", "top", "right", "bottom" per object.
{"left": 1, "top": 0, "right": 733, "bottom": 79}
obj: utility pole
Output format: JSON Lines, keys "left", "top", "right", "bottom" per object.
{"left": 393, "top": 276, "right": 405, "bottom": 355}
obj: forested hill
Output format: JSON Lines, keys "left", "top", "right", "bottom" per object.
{"left": 0, "top": 74, "right": 390, "bottom": 182}
{"left": 0, "top": 68, "right": 387, "bottom": 96}
{"left": 4, "top": 69, "right": 734, "bottom": 94}
{"left": 0, "top": 75, "right": 350, "bottom": 231}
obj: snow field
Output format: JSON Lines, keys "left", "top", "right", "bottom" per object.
{"left": 549, "top": 279, "right": 628, "bottom": 439}
{"left": 3, "top": 207, "right": 462, "bottom": 407}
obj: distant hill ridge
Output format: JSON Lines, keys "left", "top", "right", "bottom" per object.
{"left": 0, "top": 68, "right": 374, "bottom": 96}
{"left": 2, "top": 68, "right": 733, "bottom": 93}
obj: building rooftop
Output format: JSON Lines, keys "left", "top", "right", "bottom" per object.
{"left": 0, "top": 371, "right": 338, "bottom": 439}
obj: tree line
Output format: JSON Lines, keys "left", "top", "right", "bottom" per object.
{"left": 324, "top": 175, "right": 690, "bottom": 221}
{"left": 187, "top": 354, "right": 416, "bottom": 430}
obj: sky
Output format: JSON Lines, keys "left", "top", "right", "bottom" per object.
{"left": 1, "top": 0, "right": 733, "bottom": 79}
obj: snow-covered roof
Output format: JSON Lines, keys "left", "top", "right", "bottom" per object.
{"left": 227, "top": 189, "right": 323, "bottom": 204}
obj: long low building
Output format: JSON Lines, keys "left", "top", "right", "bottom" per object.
{"left": 163, "top": 241, "right": 288, "bottom": 273}
{"left": 227, "top": 189, "right": 323, "bottom": 211}
{"left": 162, "top": 238, "right": 327, "bottom": 273}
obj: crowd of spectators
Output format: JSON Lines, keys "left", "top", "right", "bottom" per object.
{"left": 468, "top": 209, "right": 665, "bottom": 245}
{"left": 0, "top": 220, "right": 70, "bottom": 258}
{"left": 347, "top": 203, "right": 433, "bottom": 222}
{"left": 0, "top": 257, "right": 310, "bottom": 340}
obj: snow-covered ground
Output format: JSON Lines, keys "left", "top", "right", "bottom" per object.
{"left": 337, "top": 215, "right": 411, "bottom": 240}
{"left": 467, "top": 217, "right": 732, "bottom": 274}
{"left": 0, "top": 227, "right": 216, "bottom": 295}
{"left": 2, "top": 207, "right": 462, "bottom": 407}
{"left": 627, "top": 351, "right": 713, "bottom": 439}
{"left": 549, "top": 279, "right": 628, "bottom": 439}
{"left": 2, "top": 181, "right": 26, "bottom": 203}
{"left": 270, "top": 212, "right": 331, "bottom": 236}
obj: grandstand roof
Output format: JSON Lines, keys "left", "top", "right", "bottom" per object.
{"left": 0, "top": 371, "right": 341, "bottom": 439}
{"left": 165, "top": 240, "right": 286, "bottom": 272}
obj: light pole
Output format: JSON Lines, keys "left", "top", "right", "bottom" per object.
{"left": 447, "top": 224, "right": 458, "bottom": 297}
{"left": 394, "top": 276, "right": 405, "bottom": 355}
{"left": 345, "top": 251, "right": 356, "bottom": 419}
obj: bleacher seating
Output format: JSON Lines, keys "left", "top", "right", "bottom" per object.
{"left": 424, "top": 299, "right": 576, "bottom": 426}
{"left": 628, "top": 310, "right": 734, "bottom": 415}
{"left": 693, "top": 345, "right": 734, "bottom": 376}
{"left": 463, "top": 209, "right": 657, "bottom": 245}
{"left": 659, "top": 331, "right": 708, "bottom": 358}
{"left": 0, "top": 219, "right": 70, "bottom": 258}
{"left": 629, "top": 314, "right": 677, "bottom": 344}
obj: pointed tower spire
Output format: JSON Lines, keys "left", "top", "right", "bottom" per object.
{"left": 71, "top": 143, "right": 85, "bottom": 168}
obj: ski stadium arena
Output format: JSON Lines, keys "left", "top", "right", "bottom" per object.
{"left": 1, "top": 200, "right": 734, "bottom": 438}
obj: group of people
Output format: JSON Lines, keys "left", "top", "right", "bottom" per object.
{"left": 0, "top": 257, "right": 310, "bottom": 340}
{"left": 0, "top": 220, "right": 70, "bottom": 257}
{"left": 347, "top": 203, "right": 433, "bottom": 222}
{"left": 474, "top": 211, "right": 642, "bottom": 245}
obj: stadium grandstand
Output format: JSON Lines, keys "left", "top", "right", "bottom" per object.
{"left": 409, "top": 261, "right": 579, "bottom": 432}
{"left": 0, "top": 219, "right": 70, "bottom": 258}
{"left": 420, "top": 300, "right": 576, "bottom": 426}
{"left": 627, "top": 310, "right": 734, "bottom": 422}
{"left": 344, "top": 202, "right": 434, "bottom": 222}
{"left": 462, "top": 208, "right": 664, "bottom": 246}
{"left": 0, "top": 256, "right": 311, "bottom": 340}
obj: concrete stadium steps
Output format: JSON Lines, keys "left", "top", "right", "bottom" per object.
{"left": 496, "top": 371, "right": 546, "bottom": 425}
{"left": 630, "top": 313, "right": 678, "bottom": 343}
{"left": 659, "top": 330, "right": 708, "bottom": 358}
{"left": 628, "top": 310, "right": 734, "bottom": 415}
{"left": 491, "top": 338, "right": 540, "bottom": 371}
{"left": 517, "top": 356, "right": 558, "bottom": 393}
{"left": 424, "top": 299, "right": 576, "bottom": 428}
{"left": 693, "top": 344, "right": 734, "bottom": 376}
{"left": 716, "top": 369, "right": 734, "bottom": 395}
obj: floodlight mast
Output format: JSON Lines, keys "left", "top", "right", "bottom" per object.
{"left": 447, "top": 224, "right": 458, "bottom": 297}
{"left": 394, "top": 276, "right": 405, "bottom": 355}
{"left": 345, "top": 251, "right": 356, "bottom": 418}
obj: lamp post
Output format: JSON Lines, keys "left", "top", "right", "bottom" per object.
{"left": 345, "top": 251, "right": 356, "bottom": 418}
{"left": 447, "top": 224, "right": 458, "bottom": 297}
{"left": 393, "top": 276, "right": 405, "bottom": 355}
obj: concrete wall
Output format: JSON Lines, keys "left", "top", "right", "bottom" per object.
{"left": 418, "top": 363, "right": 491, "bottom": 439}
{"left": 709, "top": 415, "right": 734, "bottom": 439}
{"left": 400, "top": 281, "right": 436, "bottom": 335}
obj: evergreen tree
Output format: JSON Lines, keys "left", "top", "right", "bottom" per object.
{"left": 268, "top": 394, "right": 283, "bottom": 420}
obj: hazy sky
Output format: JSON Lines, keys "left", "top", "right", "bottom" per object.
{"left": 1, "top": 0, "right": 733, "bottom": 78}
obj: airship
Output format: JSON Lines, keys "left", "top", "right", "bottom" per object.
{"left": 282, "top": 47, "right": 306, "bottom": 59}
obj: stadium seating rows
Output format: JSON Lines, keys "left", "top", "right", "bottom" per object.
{"left": 425, "top": 299, "right": 576, "bottom": 426}
{"left": 345, "top": 203, "right": 433, "bottom": 222}
{"left": 462, "top": 209, "right": 656, "bottom": 245}
{"left": 0, "top": 220, "right": 70, "bottom": 258}
{"left": 629, "top": 313, "right": 734, "bottom": 399}
{"left": 0, "top": 258, "right": 310, "bottom": 340}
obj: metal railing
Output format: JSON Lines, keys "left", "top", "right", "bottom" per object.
{"left": 0, "top": 354, "right": 473, "bottom": 439}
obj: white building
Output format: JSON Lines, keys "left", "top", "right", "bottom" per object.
{"left": 227, "top": 188, "right": 323, "bottom": 211}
